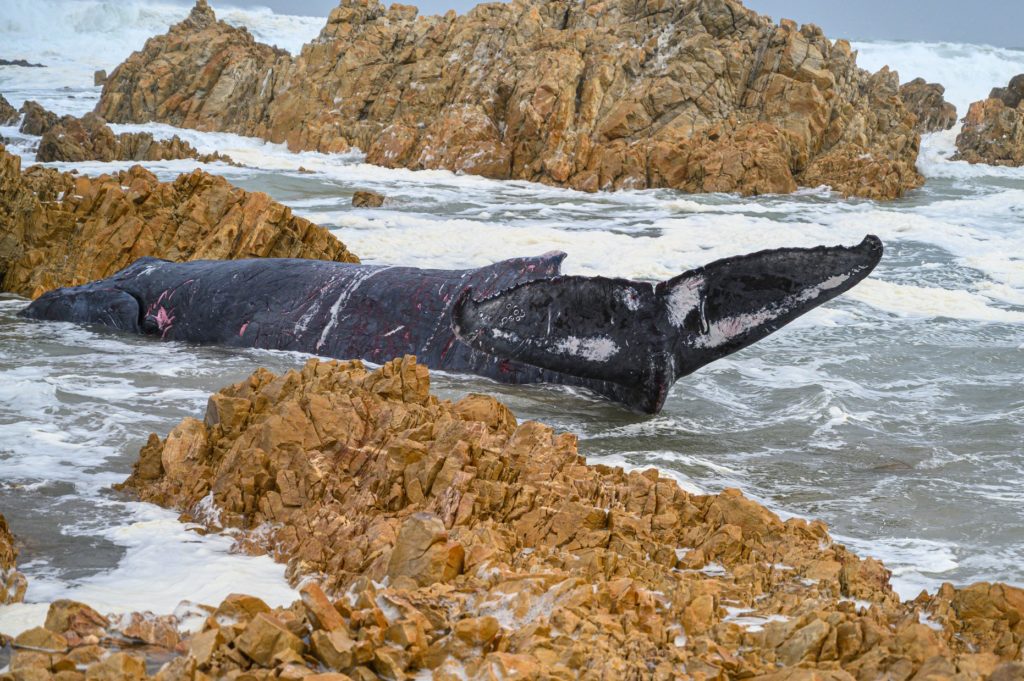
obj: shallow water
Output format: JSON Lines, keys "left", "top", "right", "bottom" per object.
{"left": 1, "top": 0, "right": 1022, "bottom": 631}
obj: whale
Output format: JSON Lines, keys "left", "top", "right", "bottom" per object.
{"left": 19, "top": 235, "right": 883, "bottom": 413}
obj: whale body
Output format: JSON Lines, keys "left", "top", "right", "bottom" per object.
{"left": 20, "top": 236, "right": 883, "bottom": 413}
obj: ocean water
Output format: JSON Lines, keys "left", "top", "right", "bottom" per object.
{"left": 1, "top": 0, "right": 1023, "bottom": 633}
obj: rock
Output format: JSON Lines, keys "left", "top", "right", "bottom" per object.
{"left": 954, "top": 75, "right": 1024, "bottom": 166}
{"left": 1, "top": 512, "right": 27, "bottom": 604}
{"left": 351, "top": 191, "right": 385, "bottom": 208}
{"left": 0, "top": 59, "right": 45, "bottom": 68}
{"left": 989, "top": 74, "right": 1024, "bottom": 109}
{"left": 19, "top": 101, "right": 58, "bottom": 136}
{"left": 44, "top": 600, "right": 110, "bottom": 638}
{"left": 0, "top": 94, "right": 18, "bottom": 126}
{"left": 37, "top": 112, "right": 233, "bottom": 164}
{"left": 83, "top": 652, "right": 146, "bottom": 681}
{"left": 97, "top": 0, "right": 923, "bottom": 199}
{"left": 899, "top": 78, "right": 958, "bottom": 132}
{"left": 110, "top": 355, "right": 1024, "bottom": 678}
{"left": 386, "top": 513, "right": 464, "bottom": 587}
{"left": 235, "top": 613, "right": 306, "bottom": 666}
{"left": 93, "top": 70, "right": 107, "bottom": 87}
{"left": 0, "top": 144, "right": 358, "bottom": 299}
{"left": 113, "top": 611, "right": 180, "bottom": 648}
{"left": 13, "top": 627, "right": 68, "bottom": 653}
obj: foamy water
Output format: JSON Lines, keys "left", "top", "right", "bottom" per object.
{"left": 1, "top": 1, "right": 1023, "bottom": 632}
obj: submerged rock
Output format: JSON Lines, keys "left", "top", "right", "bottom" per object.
{"left": 97, "top": 0, "right": 923, "bottom": 199}
{"left": 0, "top": 145, "right": 358, "bottom": 299}
{"left": 0, "top": 94, "right": 17, "bottom": 127}
{"left": 109, "top": 355, "right": 1024, "bottom": 679}
{"left": 351, "top": 190, "right": 385, "bottom": 208}
{"left": 955, "top": 75, "right": 1024, "bottom": 166}
{"left": 0, "top": 59, "right": 45, "bottom": 68}
{"left": 37, "top": 112, "right": 233, "bottom": 164}
{"left": 899, "top": 78, "right": 958, "bottom": 133}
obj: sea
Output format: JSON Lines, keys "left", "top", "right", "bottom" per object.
{"left": 0, "top": 0, "right": 1022, "bottom": 634}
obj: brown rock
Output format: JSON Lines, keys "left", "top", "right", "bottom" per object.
{"left": 301, "top": 582, "right": 346, "bottom": 631}
{"left": 114, "top": 611, "right": 180, "bottom": 648}
{"left": 212, "top": 593, "right": 273, "bottom": 624}
{"left": 0, "top": 145, "right": 358, "bottom": 299}
{"left": 899, "top": 78, "right": 958, "bottom": 132}
{"left": 235, "top": 613, "right": 306, "bottom": 666}
{"left": 0, "top": 95, "right": 18, "bottom": 126}
{"left": 351, "top": 191, "right": 385, "bottom": 208}
{"left": 311, "top": 629, "right": 358, "bottom": 670}
{"left": 955, "top": 76, "right": 1024, "bottom": 166}
{"left": 18, "top": 101, "right": 58, "bottom": 136}
{"left": 37, "top": 112, "right": 233, "bottom": 164}
{"left": 83, "top": 652, "right": 146, "bottom": 681}
{"left": 1, "top": 512, "right": 27, "bottom": 604}
{"left": 386, "top": 513, "right": 464, "bottom": 587}
{"left": 97, "top": 0, "right": 923, "bottom": 199}
{"left": 94, "top": 70, "right": 107, "bottom": 87}
{"left": 44, "top": 600, "right": 110, "bottom": 638}
{"left": 13, "top": 627, "right": 68, "bottom": 653}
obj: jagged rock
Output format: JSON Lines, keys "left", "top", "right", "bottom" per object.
{"left": 13, "top": 627, "right": 69, "bottom": 654}
{"left": 0, "top": 144, "right": 358, "bottom": 298}
{"left": 954, "top": 75, "right": 1024, "bottom": 166}
{"left": 0, "top": 94, "right": 18, "bottom": 126}
{"left": 83, "top": 651, "right": 146, "bottom": 681}
{"left": 37, "top": 112, "right": 233, "bottom": 164}
{"left": 899, "top": 78, "right": 957, "bottom": 132}
{"left": 0, "top": 512, "right": 27, "bottom": 605}
{"left": 235, "top": 613, "right": 306, "bottom": 666}
{"left": 97, "top": 0, "right": 923, "bottom": 199}
{"left": 44, "top": 600, "right": 110, "bottom": 639}
{"left": 94, "top": 70, "right": 107, "bottom": 87}
{"left": 351, "top": 190, "right": 385, "bottom": 208}
{"left": 19, "top": 100, "right": 58, "bottom": 136}
{"left": 386, "top": 513, "right": 464, "bottom": 587}
{"left": 0, "top": 59, "right": 45, "bottom": 68}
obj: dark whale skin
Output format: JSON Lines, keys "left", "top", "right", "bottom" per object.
{"left": 20, "top": 236, "right": 884, "bottom": 413}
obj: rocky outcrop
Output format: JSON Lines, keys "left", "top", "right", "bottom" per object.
{"left": 899, "top": 78, "right": 957, "bottom": 133}
{"left": 0, "top": 145, "right": 358, "bottom": 299}
{"left": 37, "top": 112, "right": 233, "bottom": 164}
{"left": 352, "top": 190, "right": 385, "bottom": 207}
{"left": 954, "top": 75, "right": 1024, "bottom": 166}
{"left": 1, "top": 512, "right": 27, "bottom": 605}
{"left": 19, "top": 100, "right": 58, "bottom": 136}
{"left": 94, "top": 69, "right": 107, "bottom": 87}
{"left": 0, "top": 95, "right": 17, "bottom": 126}
{"left": 112, "top": 355, "right": 1024, "bottom": 679}
{"left": 97, "top": 0, "right": 923, "bottom": 199}
{"left": 0, "top": 59, "right": 45, "bottom": 68}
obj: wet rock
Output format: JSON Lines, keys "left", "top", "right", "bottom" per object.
{"left": 18, "top": 101, "right": 58, "bottom": 136}
{"left": 1, "top": 512, "right": 27, "bottom": 604}
{"left": 83, "top": 651, "right": 145, "bottom": 681}
{"left": 0, "top": 94, "right": 18, "bottom": 126}
{"left": 351, "top": 191, "right": 384, "bottom": 208}
{"left": 44, "top": 600, "right": 110, "bottom": 639}
{"left": 37, "top": 112, "right": 233, "bottom": 164}
{"left": 954, "top": 75, "right": 1024, "bottom": 166}
{"left": 97, "top": 0, "right": 923, "bottom": 199}
{"left": 0, "top": 145, "right": 359, "bottom": 299}
{"left": 93, "top": 70, "right": 107, "bottom": 87}
{"left": 0, "top": 59, "right": 45, "bottom": 68}
{"left": 899, "top": 78, "right": 958, "bottom": 132}
{"left": 300, "top": 582, "right": 346, "bottom": 632}
{"left": 13, "top": 627, "right": 69, "bottom": 654}
{"left": 235, "top": 613, "right": 306, "bottom": 666}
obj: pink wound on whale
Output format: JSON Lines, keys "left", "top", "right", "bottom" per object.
{"left": 239, "top": 322, "right": 249, "bottom": 337}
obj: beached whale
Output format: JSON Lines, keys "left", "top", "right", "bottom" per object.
{"left": 20, "top": 236, "right": 883, "bottom": 413}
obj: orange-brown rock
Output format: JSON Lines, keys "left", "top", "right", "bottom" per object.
{"left": 351, "top": 190, "right": 384, "bottom": 208}
{"left": 0, "top": 94, "right": 18, "bottom": 127}
{"left": 899, "top": 77, "right": 958, "bottom": 133}
{"left": 114, "top": 355, "right": 1024, "bottom": 679}
{"left": 0, "top": 144, "right": 358, "bottom": 299}
{"left": 1, "top": 512, "right": 27, "bottom": 605}
{"left": 37, "top": 112, "right": 233, "bottom": 165}
{"left": 97, "top": 0, "right": 923, "bottom": 198}
{"left": 955, "top": 75, "right": 1024, "bottom": 166}
{"left": 19, "top": 100, "right": 59, "bottom": 136}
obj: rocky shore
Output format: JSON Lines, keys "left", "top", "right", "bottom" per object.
{"left": 954, "top": 75, "right": 1024, "bottom": 166}
{"left": 96, "top": 0, "right": 925, "bottom": 199}
{"left": 0, "top": 514, "right": 26, "bottom": 608}
{"left": 3, "top": 357, "right": 1023, "bottom": 679}
{"left": 0, "top": 145, "right": 357, "bottom": 299}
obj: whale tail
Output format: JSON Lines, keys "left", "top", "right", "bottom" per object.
{"left": 453, "top": 235, "right": 883, "bottom": 413}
